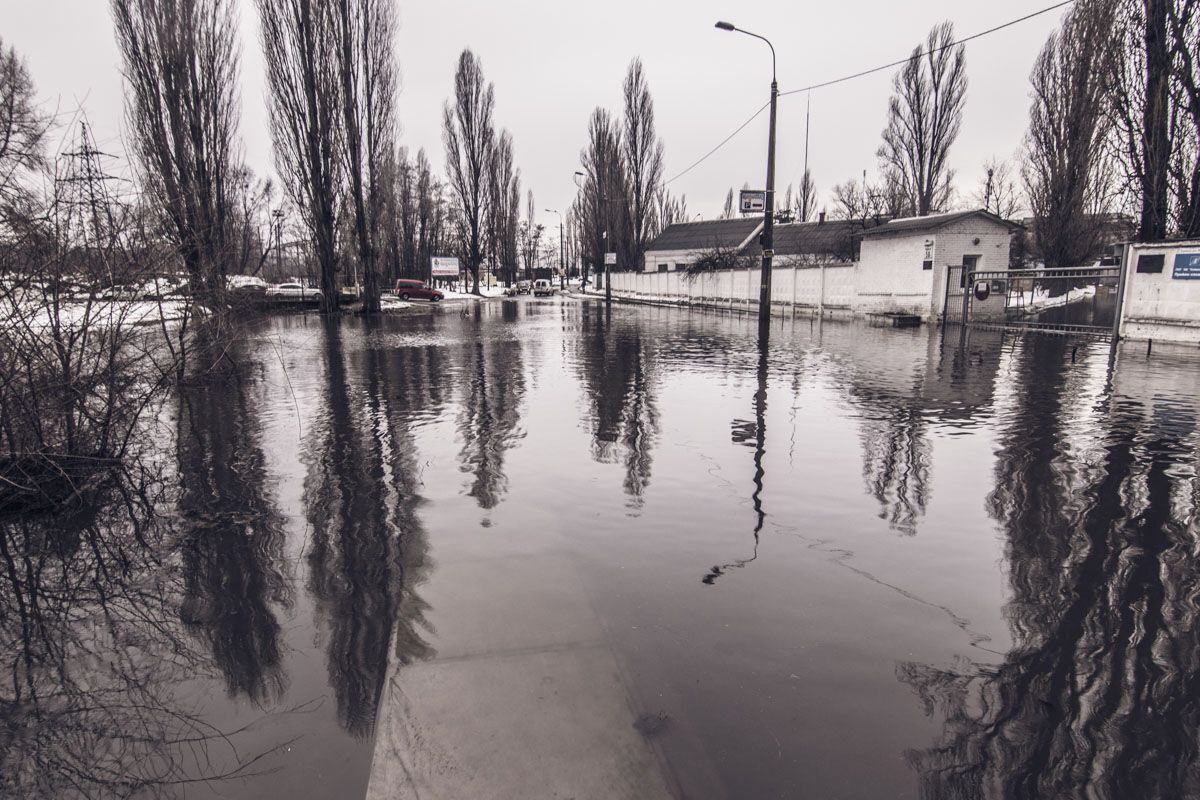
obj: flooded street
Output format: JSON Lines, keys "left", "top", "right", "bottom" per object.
{"left": 5, "top": 297, "right": 1200, "bottom": 799}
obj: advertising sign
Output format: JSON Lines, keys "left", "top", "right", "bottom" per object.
{"left": 604, "top": 252, "right": 617, "bottom": 265}
{"left": 739, "top": 190, "right": 766, "bottom": 214}
{"left": 1172, "top": 253, "right": 1200, "bottom": 279}
{"left": 431, "top": 256, "right": 460, "bottom": 277}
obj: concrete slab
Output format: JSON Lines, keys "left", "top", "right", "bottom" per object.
{"left": 365, "top": 646, "right": 675, "bottom": 800}
{"left": 366, "top": 549, "right": 676, "bottom": 799}
{"left": 416, "top": 553, "right": 606, "bottom": 659}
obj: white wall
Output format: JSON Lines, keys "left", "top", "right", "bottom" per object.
{"left": 627, "top": 218, "right": 1013, "bottom": 321}
{"left": 1119, "top": 240, "right": 1200, "bottom": 343}
{"left": 855, "top": 218, "right": 1012, "bottom": 318}
{"left": 609, "top": 262, "right": 856, "bottom": 312}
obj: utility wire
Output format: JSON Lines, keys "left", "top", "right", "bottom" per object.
{"left": 779, "top": 0, "right": 1074, "bottom": 96}
{"left": 664, "top": 100, "right": 770, "bottom": 185}
{"left": 663, "top": 0, "right": 1074, "bottom": 186}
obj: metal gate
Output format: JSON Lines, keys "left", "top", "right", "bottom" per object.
{"left": 944, "top": 265, "right": 1122, "bottom": 338}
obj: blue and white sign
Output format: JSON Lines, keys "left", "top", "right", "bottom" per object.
{"left": 1172, "top": 253, "right": 1200, "bottom": 279}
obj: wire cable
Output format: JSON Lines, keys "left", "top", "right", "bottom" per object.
{"left": 664, "top": 100, "right": 770, "bottom": 185}
{"left": 779, "top": 0, "right": 1074, "bottom": 97}
{"left": 662, "top": 0, "right": 1074, "bottom": 186}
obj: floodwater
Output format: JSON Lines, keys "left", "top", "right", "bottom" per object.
{"left": 5, "top": 298, "right": 1200, "bottom": 799}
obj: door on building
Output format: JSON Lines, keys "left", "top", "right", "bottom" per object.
{"left": 961, "top": 255, "right": 981, "bottom": 287}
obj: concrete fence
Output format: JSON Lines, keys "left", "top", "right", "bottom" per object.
{"left": 605, "top": 263, "right": 858, "bottom": 316}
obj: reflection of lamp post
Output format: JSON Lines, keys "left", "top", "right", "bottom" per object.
{"left": 546, "top": 208, "right": 565, "bottom": 290}
{"left": 575, "top": 170, "right": 612, "bottom": 304}
{"left": 716, "top": 20, "right": 778, "bottom": 342}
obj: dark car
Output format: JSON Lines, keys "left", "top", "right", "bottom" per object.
{"left": 394, "top": 278, "right": 444, "bottom": 302}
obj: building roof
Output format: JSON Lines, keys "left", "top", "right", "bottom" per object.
{"left": 746, "top": 218, "right": 867, "bottom": 259}
{"left": 858, "top": 209, "right": 1021, "bottom": 237}
{"left": 646, "top": 217, "right": 762, "bottom": 252}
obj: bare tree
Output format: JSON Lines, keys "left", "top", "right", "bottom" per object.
{"left": 721, "top": 187, "right": 735, "bottom": 219}
{"left": 1023, "top": 0, "right": 1118, "bottom": 268}
{"left": 334, "top": 0, "right": 397, "bottom": 312}
{"left": 257, "top": 0, "right": 343, "bottom": 312}
{"left": 1112, "top": 0, "right": 1200, "bottom": 238}
{"left": 579, "top": 107, "right": 624, "bottom": 283}
{"left": 0, "top": 37, "right": 50, "bottom": 212}
{"left": 485, "top": 128, "right": 520, "bottom": 285}
{"left": 974, "top": 157, "right": 1023, "bottom": 218}
{"left": 518, "top": 189, "right": 543, "bottom": 279}
{"left": 621, "top": 58, "right": 664, "bottom": 271}
{"left": 111, "top": 0, "right": 243, "bottom": 307}
{"left": 878, "top": 21, "right": 967, "bottom": 216}
{"left": 796, "top": 168, "right": 817, "bottom": 221}
{"left": 443, "top": 49, "right": 495, "bottom": 295}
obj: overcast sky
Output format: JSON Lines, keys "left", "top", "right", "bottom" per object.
{"left": 5, "top": 0, "right": 1067, "bottom": 232}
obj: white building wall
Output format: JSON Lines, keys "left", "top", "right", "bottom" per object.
{"left": 1119, "top": 239, "right": 1200, "bottom": 343}
{"left": 632, "top": 216, "right": 1013, "bottom": 321}
{"left": 854, "top": 218, "right": 1012, "bottom": 318}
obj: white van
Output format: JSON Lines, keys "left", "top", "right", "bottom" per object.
{"left": 532, "top": 279, "right": 554, "bottom": 297}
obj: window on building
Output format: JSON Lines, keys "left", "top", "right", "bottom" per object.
{"left": 922, "top": 260, "right": 933, "bottom": 271}
{"left": 675, "top": 263, "right": 685, "bottom": 272}
{"left": 658, "top": 263, "right": 669, "bottom": 273}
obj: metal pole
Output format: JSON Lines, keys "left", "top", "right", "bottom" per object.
{"left": 759, "top": 78, "right": 778, "bottom": 341}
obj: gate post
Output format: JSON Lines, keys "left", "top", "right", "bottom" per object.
{"left": 1112, "top": 243, "right": 1132, "bottom": 342}
{"left": 959, "top": 265, "right": 971, "bottom": 326}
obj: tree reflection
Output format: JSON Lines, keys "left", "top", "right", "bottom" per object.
{"left": 304, "top": 320, "right": 432, "bottom": 739}
{"left": 0, "top": 467, "right": 288, "bottom": 798}
{"left": 857, "top": 399, "right": 930, "bottom": 535}
{"left": 574, "top": 303, "right": 661, "bottom": 508}
{"left": 176, "top": 370, "right": 290, "bottom": 703}
{"left": 900, "top": 337, "right": 1200, "bottom": 799}
{"left": 456, "top": 309, "right": 527, "bottom": 509}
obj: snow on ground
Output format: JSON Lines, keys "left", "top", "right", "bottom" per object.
{"left": 5, "top": 299, "right": 202, "bottom": 329}
{"left": 379, "top": 297, "right": 414, "bottom": 312}
{"left": 1009, "top": 285, "right": 1097, "bottom": 315}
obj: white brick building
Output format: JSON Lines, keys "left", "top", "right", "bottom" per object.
{"left": 855, "top": 210, "right": 1019, "bottom": 318}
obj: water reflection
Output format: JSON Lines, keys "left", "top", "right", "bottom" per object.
{"left": 901, "top": 336, "right": 1200, "bottom": 799}
{"left": 303, "top": 320, "right": 432, "bottom": 739}
{"left": 177, "top": 371, "right": 290, "bottom": 703}
{"left": 0, "top": 467, "right": 285, "bottom": 798}
{"left": 456, "top": 305, "right": 527, "bottom": 510}
{"left": 574, "top": 303, "right": 661, "bottom": 509}
{"left": 705, "top": 338, "right": 768, "bottom": 584}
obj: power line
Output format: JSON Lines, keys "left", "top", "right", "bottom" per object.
{"left": 779, "top": 0, "right": 1074, "bottom": 97}
{"left": 663, "top": 0, "right": 1074, "bottom": 187}
{"left": 664, "top": 100, "right": 769, "bottom": 185}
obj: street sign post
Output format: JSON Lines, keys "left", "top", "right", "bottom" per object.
{"left": 604, "top": 252, "right": 617, "bottom": 265}
{"left": 739, "top": 190, "right": 766, "bottom": 215}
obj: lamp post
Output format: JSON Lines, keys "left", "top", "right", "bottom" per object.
{"left": 575, "top": 169, "right": 612, "bottom": 304}
{"left": 546, "top": 208, "right": 565, "bottom": 289}
{"left": 716, "top": 20, "right": 778, "bottom": 341}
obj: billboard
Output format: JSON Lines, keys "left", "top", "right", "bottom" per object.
{"left": 431, "top": 256, "right": 460, "bottom": 277}
{"left": 739, "top": 190, "right": 765, "bottom": 214}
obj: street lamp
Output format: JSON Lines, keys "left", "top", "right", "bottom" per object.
{"left": 574, "top": 169, "right": 612, "bottom": 304}
{"left": 716, "top": 20, "right": 778, "bottom": 341}
{"left": 546, "top": 208, "right": 566, "bottom": 289}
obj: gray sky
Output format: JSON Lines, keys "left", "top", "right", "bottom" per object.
{"left": 5, "top": 0, "right": 1066, "bottom": 232}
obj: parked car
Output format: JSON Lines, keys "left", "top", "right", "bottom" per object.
{"left": 516, "top": 280, "right": 532, "bottom": 295}
{"left": 532, "top": 279, "right": 554, "bottom": 297}
{"left": 266, "top": 283, "right": 321, "bottom": 303}
{"left": 503, "top": 284, "right": 520, "bottom": 297}
{"left": 394, "top": 278, "right": 444, "bottom": 302}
